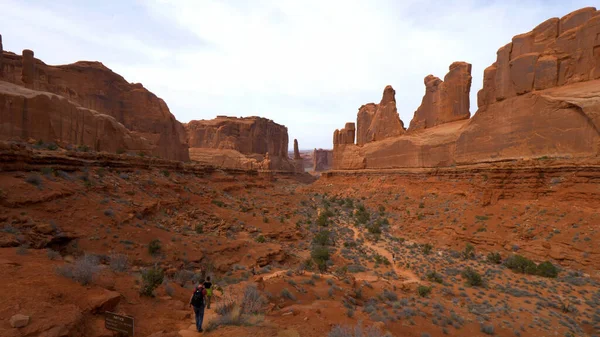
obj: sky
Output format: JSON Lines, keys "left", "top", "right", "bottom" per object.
{"left": 0, "top": 0, "right": 595, "bottom": 150}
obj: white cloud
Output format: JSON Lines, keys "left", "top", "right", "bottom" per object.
{"left": 0, "top": 0, "right": 595, "bottom": 149}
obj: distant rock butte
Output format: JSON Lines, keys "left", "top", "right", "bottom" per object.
{"left": 332, "top": 7, "right": 600, "bottom": 170}
{"left": 185, "top": 116, "right": 295, "bottom": 171}
{"left": 409, "top": 62, "right": 472, "bottom": 131}
{"left": 313, "top": 149, "right": 333, "bottom": 172}
{"left": 0, "top": 39, "right": 189, "bottom": 161}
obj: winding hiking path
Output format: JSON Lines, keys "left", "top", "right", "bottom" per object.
{"left": 348, "top": 224, "right": 420, "bottom": 285}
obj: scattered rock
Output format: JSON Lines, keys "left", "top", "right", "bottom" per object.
{"left": 10, "top": 314, "right": 30, "bottom": 328}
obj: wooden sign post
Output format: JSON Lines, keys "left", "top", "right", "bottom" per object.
{"left": 105, "top": 311, "right": 134, "bottom": 336}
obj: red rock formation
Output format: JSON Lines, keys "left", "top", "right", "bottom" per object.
{"left": 333, "top": 123, "right": 356, "bottom": 146}
{"left": 313, "top": 149, "right": 333, "bottom": 172}
{"left": 0, "top": 81, "right": 153, "bottom": 154}
{"left": 356, "top": 85, "right": 405, "bottom": 145}
{"left": 409, "top": 62, "right": 472, "bottom": 130}
{"left": 185, "top": 116, "right": 295, "bottom": 171}
{"left": 332, "top": 8, "right": 600, "bottom": 170}
{"left": 293, "top": 139, "right": 301, "bottom": 160}
{"left": 0, "top": 46, "right": 189, "bottom": 161}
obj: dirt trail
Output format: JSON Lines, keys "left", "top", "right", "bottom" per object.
{"left": 349, "top": 225, "right": 420, "bottom": 285}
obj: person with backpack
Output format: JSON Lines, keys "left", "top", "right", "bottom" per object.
{"left": 203, "top": 276, "right": 213, "bottom": 309}
{"left": 189, "top": 283, "right": 207, "bottom": 332}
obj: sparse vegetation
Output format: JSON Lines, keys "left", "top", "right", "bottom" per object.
{"left": 140, "top": 265, "right": 164, "bottom": 297}
{"left": 418, "top": 285, "right": 432, "bottom": 297}
{"left": 462, "top": 267, "right": 483, "bottom": 287}
{"left": 56, "top": 254, "right": 99, "bottom": 285}
{"left": 148, "top": 239, "right": 162, "bottom": 256}
{"left": 487, "top": 252, "right": 502, "bottom": 264}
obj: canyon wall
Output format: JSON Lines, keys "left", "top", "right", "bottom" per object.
{"left": 0, "top": 40, "right": 189, "bottom": 161}
{"left": 185, "top": 116, "right": 295, "bottom": 171}
{"left": 333, "top": 7, "right": 600, "bottom": 170}
{"left": 313, "top": 149, "right": 333, "bottom": 172}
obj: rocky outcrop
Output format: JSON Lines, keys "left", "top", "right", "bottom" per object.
{"left": 293, "top": 139, "right": 301, "bottom": 160}
{"left": 185, "top": 116, "right": 295, "bottom": 171}
{"left": 478, "top": 7, "right": 600, "bottom": 108}
{"left": 0, "top": 45, "right": 189, "bottom": 161}
{"left": 332, "top": 8, "right": 600, "bottom": 170}
{"left": 292, "top": 139, "right": 304, "bottom": 173}
{"left": 356, "top": 86, "right": 405, "bottom": 145}
{"left": 313, "top": 149, "right": 333, "bottom": 172}
{"left": 409, "top": 62, "right": 472, "bottom": 130}
{"left": 0, "top": 81, "right": 154, "bottom": 154}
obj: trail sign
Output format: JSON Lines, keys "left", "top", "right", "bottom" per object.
{"left": 105, "top": 311, "right": 134, "bottom": 336}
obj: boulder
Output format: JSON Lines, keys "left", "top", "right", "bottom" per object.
{"left": 86, "top": 290, "right": 121, "bottom": 314}
{"left": 409, "top": 62, "right": 472, "bottom": 130}
{"left": 10, "top": 314, "right": 30, "bottom": 328}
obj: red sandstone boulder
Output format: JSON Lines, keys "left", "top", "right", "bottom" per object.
{"left": 409, "top": 62, "right": 472, "bottom": 131}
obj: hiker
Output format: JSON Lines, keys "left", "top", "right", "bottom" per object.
{"left": 203, "top": 276, "right": 213, "bottom": 309}
{"left": 189, "top": 283, "right": 207, "bottom": 332}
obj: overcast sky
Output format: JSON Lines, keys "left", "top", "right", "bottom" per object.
{"left": 0, "top": 1, "right": 594, "bottom": 150}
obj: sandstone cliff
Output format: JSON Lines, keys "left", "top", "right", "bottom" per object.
{"left": 409, "top": 62, "right": 472, "bottom": 130}
{"left": 185, "top": 116, "right": 295, "bottom": 171}
{"left": 332, "top": 7, "right": 600, "bottom": 170}
{"left": 313, "top": 149, "right": 333, "bottom": 172}
{"left": 0, "top": 41, "right": 189, "bottom": 161}
{"left": 356, "top": 85, "right": 405, "bottom": 145}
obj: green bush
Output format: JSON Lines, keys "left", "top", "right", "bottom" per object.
{"left": 417, "top": 285, "right": 432, "bottom": 297}
{"left": 140, "top": 266, "right": 164, "bottom": 296}
{"left": 211, "top": 199, "right": 225, "bottom": 207}
{"left": 367, "top": 222, "right": 381, "bottom": 235}
{"left": 462, "top": 267, "right": 483, "bottom": 287}
{"left": 487, "top": 252, "right": 502, "bottom": 264}
{"left": 536, "top": 261, "right": 559, "bottom": 278}
{"left": 311, "top": 245, "right": 330, "bottom": 271}
{"left": 504, "top": 254, "right": 537, "bottom": 275}
{"left": 195, "top": 223, "right": 204, "bottom": 234}
{"left": 426, "top": 271, "right": 443, "bottom": 284}
{"left": 355, "top": 205, "right": 370, "bottom": 224}
{"left": 422, "top": 243, "right": 433, "bottom": 255}
{"left": 255, "top": 235, "right": 266, "bottom": 243}
{"left": 317, "top": 212, "right": 330, "bottom": 227}
{"left": 463, "top": 243, "right": 475, "bottom": 259}
{"left": 313, "top": 230, "right": 331, "bottom": 246}
{"left": 373, "top": 254, "right": 390, "bottom": 266}
{"left": 148, "top": 239, "right": 162, "bottom": 256}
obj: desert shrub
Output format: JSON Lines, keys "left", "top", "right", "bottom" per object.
{"left": 373, "top": 254, "right": 390, "bottom": 266}
{"left": 487, "top": 252, "right": 502, "bottom": 264}
{"left": 355, "top": 205, "right": 370, "bottom": 224}
{"left": 263, "top": 216, "right": 269, "bottom": 223}
{"left": 25, "top": 174, "right": 43, "bottom": 186}
{"left": 280, "top": 288, "right": 296, "bottom": 301}
{"left": 418, "top": 285, "right": 432, "bottom": 297}
{"left": 311, "top": 245, "right": 330, "bottom": 271}
{"left": 195, "top": 223, "right": 204, "bottom": 234}
{"left": 47, "top": 248, "right": 61, "bottom": 260}
{"left": 504, "top": 254, "right": 537, "bottom": 275}
{"left": 165, "top": 281, "right": 175, "bottom": 296}
{"left": 462, "top": 243, "right": 475, "bottom": 260}
{"left": 462, "top": 267, "right": 483, "bottom": 287}
{"left": 174, "top": 270, "right": 196, "bottom": 287}
{"left": 104, "top": 209, "right": 115, "bottom": 217}
{"left": 255, "top": 235, "right": 266, "bottom": 243}
{"left": 367, "top": 222, "right": 382, "bottom": 235}
{"left": 140, "top": 266, "right": 164, "bottom": 296}
{"left": 241, "top": 285, "right": 265, "bottom": 314}
{"left": 16, "top": 245, "right": 29, "bottom": 255}
{"left": 536, "top": 261, "right": 559, "bottom": 278}
{"left": 211, "top": 199, "right": 225, "bottom": 207}
{"left": 109, "top": 253, "right": 129, "bottom": 272}
{"left": 161, "top": 170, "right": 170, "bottom": 177}
{"left": 328, "top": 322, "right": 386, "bottom": 337}
{"left": 422, "top": 243, "right": 433, "bottom": 255}
{"left": 56, "top": 254, "right": 99, "bottom": 285}
{"left": 480, "top": 324, "right": 494, "bottom": 335}
{"left": 347, "top": 264, "right": 366, "bottom": 273}
{"left": 344, "top": 198, "right": 354, "bottom": 208}
{"left": 426, "top": 271, "right": 444, "bottom": 284}
{"left": 313, "top": 230, "right": 331, "bottom": 246}
{"left": 148, "top": 239, "right": 162, "bottom": 256}
{"left": 383, "top": 289, "right": 398, "bottom": 301}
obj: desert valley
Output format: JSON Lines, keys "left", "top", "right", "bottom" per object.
{"left": 1, "top": 6, "right": 600, "bottom": 337}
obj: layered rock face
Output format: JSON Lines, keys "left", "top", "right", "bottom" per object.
{"left": 0, "top": 42, "right": 189, "bottom": 161}
{"left": 185, "top": 116, "right": 295, "bottom": 171}
{"left": 409, "top": 62, "right": 472, "bottom": 130}
{"left": 313, "top": 149, "right": 333, "bottom": 172}
{"left": 332, "top": 8, "right": 600, "bottom": 170}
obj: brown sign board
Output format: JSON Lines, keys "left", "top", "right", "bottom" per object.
{"left": 105, "top": 311, "right": 134, "bottom": 336}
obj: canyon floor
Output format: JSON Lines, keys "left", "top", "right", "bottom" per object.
{"left": 1, "top": 142, "right": 600, "bottom": 337}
